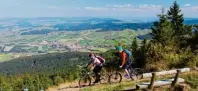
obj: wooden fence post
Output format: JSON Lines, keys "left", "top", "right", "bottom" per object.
{"left": 170, "top": 69, "right": 181, "bottom": 90}
{"left": 148, "top": 72, "right": 156, "bottom": 90}
{"left": 24, "top": 87, "right": 28, "bottom": 91}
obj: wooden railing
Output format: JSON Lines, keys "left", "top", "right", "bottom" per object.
{"left": 136, "top": 69, "right": 188, "bottom": 91}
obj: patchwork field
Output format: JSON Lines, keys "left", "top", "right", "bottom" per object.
{"left": 0, "top": 29, "right": 151, "bottom": 61}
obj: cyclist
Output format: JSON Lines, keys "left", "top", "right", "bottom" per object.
{"left": 86, "top": 53, "right": 105, "bottom": 83}
{"left": 115, "top": 46, "right": 133, "bottom": 79}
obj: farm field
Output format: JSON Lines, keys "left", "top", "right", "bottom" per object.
{"left": 0, "top": 29, "right": 151, "bottom": 61}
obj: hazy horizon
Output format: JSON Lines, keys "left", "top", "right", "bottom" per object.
{"left": 0, "top": 16, "right": 197, "bottom": 23}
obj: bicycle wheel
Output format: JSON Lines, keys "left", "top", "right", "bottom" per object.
{"left": 127, "top": 67, "right": 138, "bottom": 80}
{"left": 100, "top": 73, "right": 109, "bottom": 84}
{"left": 79, "top": 76, "right": 91, "bottom": 88}
{"left": 109, "top": 72, "right": 122, "bottom": 83}
{"left": 134, "top": 68, "right": 143, "bottom": 79}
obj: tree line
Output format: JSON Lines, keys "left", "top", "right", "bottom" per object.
{"left": 0, "top": 52, "right": 89, "bottom": 90}
{"left": 129, "top": 1, "right": 198, "bottom": 71}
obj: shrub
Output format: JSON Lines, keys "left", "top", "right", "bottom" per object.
{"left": 53, "top": 76, "right": 64, "bottom": 86}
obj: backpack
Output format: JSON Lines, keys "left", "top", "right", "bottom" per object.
{"left": 96, "top": 55, "right": 105, "bottom": 64}
{"left": 123, "top": 49, "right": 132, "bottom": 57}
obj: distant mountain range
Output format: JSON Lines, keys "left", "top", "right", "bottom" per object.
{"left": 184, "top": 18, "right": 198, "bottom": 25}
{"left": 0, "top": 17, "right": 198, "bottom": 35}
{"left": 53, "top": 18, "right": 153, "bottom": 31}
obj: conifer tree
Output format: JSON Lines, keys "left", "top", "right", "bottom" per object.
{"left": 140, "top": 39, "right": 148, "bottom": 53}
{"left": 167, "top": 1, "right": 192, "bottom": 47}
{"left": 137, "top": 39, "right": 148, "bottom": 67}
{"left": 168, "top": 1, "right": 185, "bottom": 35}
{"left": 189, "top": 26, "right": 198, "bottom": 50}
{"left": 151, "top": 8, "right": 174, "bottom": 45}
{"left": 131, "top": 37, "right": 138, "bottom": 54}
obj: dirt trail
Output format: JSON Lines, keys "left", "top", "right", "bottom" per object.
{"left": 46, "top": 76, "right": 133, "bottom": 91}
{"left": 47, "top": 81, "right": 81, "bottom": 91}
{"left": 47, "top": 68, "right": 193, "bottom": 91}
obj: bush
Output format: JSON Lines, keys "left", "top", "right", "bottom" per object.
{"left": 181, "top": 72, "right": 198, "bottom": 89}
{"left": 53, "top": 76, "right": 64, "bottom": 86}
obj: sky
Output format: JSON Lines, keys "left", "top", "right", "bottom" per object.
{"left": 0, "top": 0, "right": 198, "bottom": 19}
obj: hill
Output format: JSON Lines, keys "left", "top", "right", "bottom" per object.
{"left": 184, "top": 18, "right": 198, "bottom": 25}
{"left": 53, "top": 18, "right": 153, "bottom": 32}
{"left": 0, "top": 52, "right": 89, "bottom": 75}
{"left": 20, "top": 18, "right": 153, "bottom": 35}
{"left": 0, "top": 52, "right": 91, "bottom": 90}
{"left": 0, "top": 17, "right": 197, "bottom": 35}
{"left": 16, "top": 17, "right": 198, "bottom": 35}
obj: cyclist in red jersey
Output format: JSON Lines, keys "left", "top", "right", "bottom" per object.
{"left": 116, "top": 46, "right": 131, "bottom": 78}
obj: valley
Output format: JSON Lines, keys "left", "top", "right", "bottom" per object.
{"left": 0, "top": 17, "right": 197, "bottom": 62}
{"left": 0, "top": 17, "right": 153, "bottom": 61}
{"left": 0, "top": 29, "right": 151, "bottom": 61}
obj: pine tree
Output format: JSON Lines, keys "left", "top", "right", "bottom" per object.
{"left": 131, "top": 37, "right": 138, "bottom": 54}
{"left": 189, "top": 26, "right": 198, "bottom": 50}
{"left": 167, "top": 1, "right": 192, "bottom": 47}
{"left": 137, "top": 39, "right": 148, "bottom": 67}
{"left": 140, "top": 39, "right": 148, "bottom": 53}
{"left": 194, "top": 26, "right": 198, "bottom": 46}
{"left": 194, "top": 26, "right": 198, "bottom": 36}
{"left": 151, "top": 9, "right": 174, "bottom": 46}
{"left": 167, "top": 1, "right": 185, "bottom": 35}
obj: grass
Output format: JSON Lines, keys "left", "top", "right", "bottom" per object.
{"left": 38, "top": 46, "right": 43, "bottom": 51}
{"left": 61, "top": 34, "right": 80, "bottom": 39}
{"left": 29, "top": 46, "right": 39, "bottom": 52}
{"left": 80, "top": 77, "right": 156, "bottom": 91}
{"left": 1, "top": 30, "right": 147, "bottom": 47}
{"left": 81, "top": 81, "right": 136, "bottom": 91}
{"left": 0, "top": 53, "right": 12, "bottom": 62}
{"left": 79, "top": 71, "right": 198, "bottom": 91}
{"left": 94, "top": 48, "right": 108, "bottom": 52}
{"left": 42, "top": 45, "right": 49, "bottom": 51}
{"left": 0, "top": 53, "right": 30, "bottom": 62}
{"left": 77, "top": 30, "right": 141, "bottom": 47}
{"left": 180, "top": 71, "right": 198, "bottom": 89}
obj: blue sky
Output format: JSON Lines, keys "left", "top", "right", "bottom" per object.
{"left": 0, "top": 0, "right": 198, "bottom": 19}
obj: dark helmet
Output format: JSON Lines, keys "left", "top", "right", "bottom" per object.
{"left": 89, "top": 53, "right": 94, "bottom": 58}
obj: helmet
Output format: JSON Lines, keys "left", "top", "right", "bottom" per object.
{"left": 89, "top": 53, "right": 94, "bottom": 58}
{"left": 115, "top": 46, "right": 123, "bottom": 51}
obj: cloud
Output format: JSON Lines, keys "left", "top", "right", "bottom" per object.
{"left": 184, "top": 4, "right": 191, "bottom": 7}
{"left": 82, "top": 4, "right": 164, "bottom": 18}
{"left": 62, "top": 4, "right": 198, "bottom": 18}
{"left": 150, "top": 4, "right": 162, "bottom": 8}
{"left": 47, "top": 6, "right": 70, "bottom": 11}
{"left": 84, "top": 7, "right": 108, "bottom": 11}
{"left": 138, "top": 4, "right": 149, "bottom": 8}
{"left": 48, "top": 6, "right": 61, "bottom": 9}
{"left": 182, "top": 6, "right": 198, "bottom": 10}
{"left": 138, "top": 4, "right": 162, "bottom": 8}
{"left": 191, "top": 6, "right": 198, "bottom": 9}
{"left": 83, "top": 4, "right": 163, "bottom": 15}
{"left": 106, "top": 4, "right": 134, "bottom": 8}
{"left": 106, "top": 4, "right": 161, "bottom": 9}
{"left": 180, "top": 6, "right": 198, "bottom": 17}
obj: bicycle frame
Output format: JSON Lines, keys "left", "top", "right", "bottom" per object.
{"left": 80, "top": 67, "right": 106, "bottom": 81}
{"left": 79, "top": 68, "right": 93, "bottom": 78}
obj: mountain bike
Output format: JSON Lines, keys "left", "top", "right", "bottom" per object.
{"left": 108, "top": 63, "right": 122, "bottom": 83}
{"left": 126, "top": 62, "right": 144, "bottom": 80}
{"left": 108, "top": 61, "right": 144, "bottom": 83}
{"left": 78, "top": 66, "right": 109, "bottom": 88}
